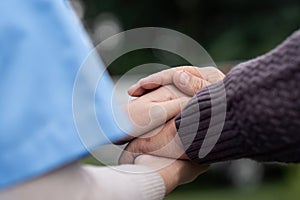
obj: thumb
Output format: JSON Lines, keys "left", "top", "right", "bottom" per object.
{"left": 173, "top": 71, "right": 210, "bottom": 96}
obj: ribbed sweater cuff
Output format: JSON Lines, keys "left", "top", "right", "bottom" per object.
{"left": 117, "top": 165, "right": 165, "bottom": 200}
{"left": 175, "top": 80, "right": 244, "bottom": 164}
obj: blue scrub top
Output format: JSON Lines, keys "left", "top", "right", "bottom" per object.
{"left": 0, "top": 0, "right": 128, "bottom": 188}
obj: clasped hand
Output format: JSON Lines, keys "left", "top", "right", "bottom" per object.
{"left": 119, "top": 66, "right": 225, "bottom": 194}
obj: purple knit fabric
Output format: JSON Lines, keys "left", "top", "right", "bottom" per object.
{"left": 175, "top": 29, "right": 300, "bottom": 164}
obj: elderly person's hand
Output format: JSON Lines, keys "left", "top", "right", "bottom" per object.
{"left": 128, "top": 66, "right": 225, "bottom": 96}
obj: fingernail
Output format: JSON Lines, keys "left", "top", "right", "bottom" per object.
{"left": 180, "top": 72, "right": 190, "bottom": 85}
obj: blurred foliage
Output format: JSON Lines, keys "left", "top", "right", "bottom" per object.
{"left": 286, "top": 165, "right": 300, "bottom": 198}
{"left": 82, "top": 0, "right": 300, "bottom": 69}
{"left": 107, "top": 49, "right": 190, "bottom": 75}
{"left": 165, "top": 181, "right": 298, "bottom": 200}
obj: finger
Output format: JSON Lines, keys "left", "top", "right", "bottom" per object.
{"left": 157, "top": 96, "right": 190, "bottom": 122}
{"left": 197, "top": 67, "right": 225, "bottom": 83}
{"left": 142, "top": 85, "right": 187, "bottom": 102}
{"left": 128, "top": 66, "right": 221, "bottom": 97}
{"left": 127, "top": 86, "right": 147, "bottom": 97}
{"left": 119, "top": 122, "right": 172, "bottom": 164}
{"left": 128, "top": 68, "right": 178, "bottom": 97}
{"left": 118, "top": 120, "right": 186, "bottom": 164}
{"left": 173, "top": 71, "right": 210, "bottom": 96}
{"left": 178, "top": 66, "right": 225, "bottom": 83}
{"left": 127, "top": 97, "right": 189, "bottom": 138}
{"left": 146, "top": 97, "right": 189, "bottom": 131}
{"left": 125, "top": 85, "right": 190, "bottom": 138}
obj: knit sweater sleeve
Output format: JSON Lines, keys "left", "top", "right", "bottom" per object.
{"left": 175, "top": 29, "right": 300, "bottom": 164}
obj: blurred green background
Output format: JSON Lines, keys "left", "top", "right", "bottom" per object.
{"left": 72, "top": 0, "right": 300, "bottom": 74}
{"left": 73, "top": 0, "right": 300, "bottom": 199}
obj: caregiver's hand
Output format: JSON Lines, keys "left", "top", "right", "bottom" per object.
{"left": 128, "top": 66, "right": 225, "bottom": 96}
{"left": 134, "top": 155, "right": 209, "bottom": 195}
{"left": 122, "top": 85, "right": 190, "bottom": 140}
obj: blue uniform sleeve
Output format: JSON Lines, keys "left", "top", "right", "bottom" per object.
{"left": 0, "top": 0, "right": 129, "bottom": 189}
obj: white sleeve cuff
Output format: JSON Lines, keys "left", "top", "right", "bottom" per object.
{"left": 83, "top": 164, "right": 165, "bottom": 200}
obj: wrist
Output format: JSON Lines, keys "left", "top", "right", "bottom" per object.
{"left": 157, "top": 161, "right": 181, "bottom": 195}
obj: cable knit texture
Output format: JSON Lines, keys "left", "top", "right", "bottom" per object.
{"left": 175, "top": 29, "right": 300, "bottom": 164}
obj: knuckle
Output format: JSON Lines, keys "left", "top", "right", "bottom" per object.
{"left": 132, "top": 138, "right": 147, "bottom": 153}
{"left": 150, "top": 104, "right": 166, "bottom": 120}
{"left": 164, "top": 85, "right": 179, "bottom": 99}
{"left": 191, "top": 79, "right": 203, "bottom": 93}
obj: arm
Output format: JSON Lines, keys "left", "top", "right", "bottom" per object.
{"left": 176, "top": 29, "right": 300, "bottom": 164}
{"left": 0, "top": 163, "right": 165, "bottom": 200}
{"left": 0, "top": 159, "right": 207, "bottom": 200}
